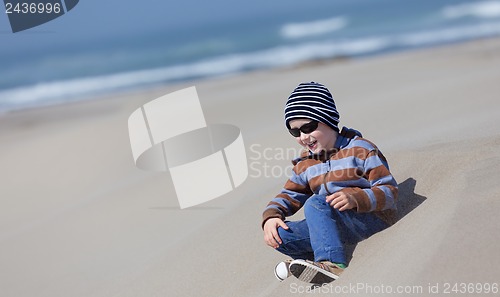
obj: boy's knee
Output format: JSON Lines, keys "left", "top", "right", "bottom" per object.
{"left": 275, "top": 227, "right": 294, "bottom": 254}
{"left": 277, "top": 226, "right": 293, "bottom": 244}
{"left": 304, "top": 194, "right": 329, "bottom": 212}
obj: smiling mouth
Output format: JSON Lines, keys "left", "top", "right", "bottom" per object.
{"left": 306, "top": 140, "right": 317, "bottom": 150}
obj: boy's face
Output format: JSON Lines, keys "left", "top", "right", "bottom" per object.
{"left": 289, "top": 118, "right": 338, "bottom": 153}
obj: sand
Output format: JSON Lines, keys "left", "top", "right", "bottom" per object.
{"left": 1, "top": 37, "right": 500, "bottom": 297}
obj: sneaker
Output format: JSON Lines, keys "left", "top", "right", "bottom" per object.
{"left": 274, "top": 259, "right": 293, "bottom": 281}
{"left": 289, "top": 260, "right": 344, "bottom": 284}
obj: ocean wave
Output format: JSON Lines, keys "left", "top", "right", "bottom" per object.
{"left": 442, "top": 0, "right": 500, "bottom": 19}
{"left": 398, "top": 21, "right": 500, "bottom": 45}
{"left": 280, "top": 17, "right": 348, "bottom": 39}
{"left": 0, "top": 66, "right": 202, "bottom": 111}
{"left": 3, "top": 21, "right": 500, "bottom": 112}
{"left": 0, "top": 37, "right": 390, "bottom": 112}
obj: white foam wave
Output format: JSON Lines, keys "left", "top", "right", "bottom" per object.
{"left": 0, "top": 60, "right": 249, "bottom": 111}
{"left": 0, "top": 37, "right": 390, "bottom": 112}
{"left": 3, "top": 21, "right": 500, "bottom": 112}
{"left": 398, "top": 21, "right": 500, "bottom": 45}
{"left": 280, "top": 17, "right": 348, "bottom": 39}
{"left": 442, "top": 0, "right": 500, "bottom": 19}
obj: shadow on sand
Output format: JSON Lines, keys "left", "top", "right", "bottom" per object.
{"left": 395, "top": 177, "right": 427, "bottom": 220}
{"left": 345, "top": 177, "right": 427, "bottom": 263}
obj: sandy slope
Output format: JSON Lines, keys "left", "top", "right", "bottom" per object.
{"left": 1, "top": 38, "right": 500, "bottom": 297}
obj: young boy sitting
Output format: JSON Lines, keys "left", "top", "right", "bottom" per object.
{"left": 262, "top": 81, "right": 398, "bottom": 284}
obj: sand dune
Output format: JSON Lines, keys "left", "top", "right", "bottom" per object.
{"left": 1, "top": 38, "right": 500, "bottom": 297}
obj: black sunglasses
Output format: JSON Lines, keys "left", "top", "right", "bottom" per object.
{"left": 288, "top": 120, "right": 319, "bottom": 137}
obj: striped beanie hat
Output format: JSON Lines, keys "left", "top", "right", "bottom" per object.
{"left": 284, "top": 82, "right": 340, "bottom": 132}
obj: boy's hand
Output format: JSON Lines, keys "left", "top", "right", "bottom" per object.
{"left": 263, "top": 218, "right": 288, "bottom": 249}
{"left": 326, "top": 191, "right": 356, "bottom": 211}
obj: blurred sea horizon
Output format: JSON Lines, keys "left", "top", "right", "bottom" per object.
{"left": 1, "top": 0, "right": 500, "bottom": 112}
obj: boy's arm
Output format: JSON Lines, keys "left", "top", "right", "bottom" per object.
{"left": 340, "top": 149, "right": 398, "bottom": 212}
{"left": 261, "top": 162, "right": 313, "bottom": 228}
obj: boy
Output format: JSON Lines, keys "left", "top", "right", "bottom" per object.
{"left": 262, "top": 82, "right": 398, "bottom": 284}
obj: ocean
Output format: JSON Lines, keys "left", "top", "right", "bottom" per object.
{"left": 1, "top": 0, "right": 500, "bottom": 112}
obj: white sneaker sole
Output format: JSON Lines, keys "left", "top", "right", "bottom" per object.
{"left": 274, "top": 261, "right": 291, "bottom": 281}
{"left": 289, "top": 260, "right": 339, "bottom": 284}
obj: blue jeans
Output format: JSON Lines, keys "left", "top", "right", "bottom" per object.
{"left": 276, "top": 194, "right": 389, "bottom": 265}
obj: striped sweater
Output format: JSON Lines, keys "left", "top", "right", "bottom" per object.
{"left": 262, "top": 127, "right": 398, "bottom": 227}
